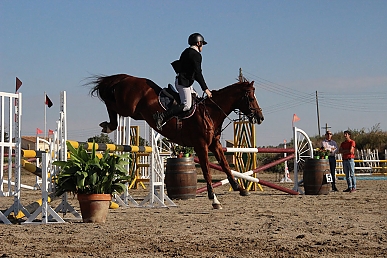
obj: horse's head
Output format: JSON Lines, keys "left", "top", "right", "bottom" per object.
{"left": 236, "top": 81, "right": 264, "bottom": 124}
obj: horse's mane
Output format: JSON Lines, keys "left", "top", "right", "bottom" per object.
{"left": 211, "top": 81, "right": 252, "bottom": 97}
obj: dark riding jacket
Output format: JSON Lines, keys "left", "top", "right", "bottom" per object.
{"left": 176, "top": 47, "right": 208, "bottom": 91}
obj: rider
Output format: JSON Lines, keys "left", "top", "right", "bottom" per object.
{"left": 153, "top": 33, "right": 212, "bottom": 130}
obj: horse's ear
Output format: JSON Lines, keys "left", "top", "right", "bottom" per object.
{"left": 251, "top": 81, "right": 255, "bottom": 86}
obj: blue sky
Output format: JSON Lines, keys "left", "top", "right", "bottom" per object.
{"left": 1, "top": 1, "right": 386, "bottom": 146}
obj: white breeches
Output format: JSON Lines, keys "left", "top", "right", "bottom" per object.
{"left": 175, "top": 78, "right": 197, "bottom": 111}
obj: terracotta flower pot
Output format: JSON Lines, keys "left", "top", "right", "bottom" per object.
{"left": 77, "top": 194, "right": 111, "bottom": 223}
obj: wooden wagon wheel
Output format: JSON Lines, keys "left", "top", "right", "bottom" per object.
{"left": 293, "top": 127, "right": 313, "bottom": 193}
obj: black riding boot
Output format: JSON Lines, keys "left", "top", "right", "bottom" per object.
{"left": 153, "top": 104, "right": 185, "bottom": 130}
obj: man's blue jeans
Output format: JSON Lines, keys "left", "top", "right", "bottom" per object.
{"left": 343, "top": 158, "right": 356, "bottom": 189}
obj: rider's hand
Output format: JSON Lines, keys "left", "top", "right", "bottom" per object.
{"left": 205, "top": 89, "right": 212, "bottom": 98}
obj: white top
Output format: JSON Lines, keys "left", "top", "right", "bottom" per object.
{"left": 322, "top": 139, "right": 338, "bottom": 156}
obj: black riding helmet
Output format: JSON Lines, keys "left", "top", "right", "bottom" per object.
{"left": 188, "top": 33, "right": 207, "bottom": 46}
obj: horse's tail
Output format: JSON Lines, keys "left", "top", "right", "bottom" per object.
{"left": 88, "top": 74, "right": 129, "bottom": 103}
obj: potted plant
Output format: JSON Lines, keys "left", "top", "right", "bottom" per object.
{"left": 53, "top": 141, "right": 131, "bottom": 223}
{"left": 321, "top": 148, "right": 330, "bottom": 159}
{"left": 313, "top": 148, "right": 330, "bottom": 159}
{"left": 171, "top": 144, "right": 194, "bottom": 158}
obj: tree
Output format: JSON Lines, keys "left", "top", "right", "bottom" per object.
{"left": 87, "top": 133, "right": 113, "bottom": 144}
{"left": 139, "top": 136, "right": 150, "bottom": 146}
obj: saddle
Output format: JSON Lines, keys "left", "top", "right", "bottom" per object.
{"left": 158, "top": 84, "right": 197, "bottom": 119}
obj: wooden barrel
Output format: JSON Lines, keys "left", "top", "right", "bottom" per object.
{"left": 303, "top": 159, "right": 330, "bottom": 195}
{"left": 165, "top": 157, "right": 197, "bottom": 199}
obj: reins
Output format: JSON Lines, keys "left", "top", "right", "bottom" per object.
{"left": 199, "top": 96, "right": 240, "bottom": 134}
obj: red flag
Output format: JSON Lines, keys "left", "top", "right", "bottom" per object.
{"left": 36, "top": 128, "right": 43, "bottom": 135}
{"left": 15, "top": 77, "right": 22, "bottom": 93}
{"left": 48, "top": 129, "right": 54, "bottom": 135}
{"left": 45, "top": 95, "right": 53, "bottom": 108}
{"left": 292, "top": 114, "right": 300, "bottom": 123}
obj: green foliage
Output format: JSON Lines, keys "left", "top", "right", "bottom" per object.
{"left": 309, "top": 123, "right": 387, "bottom": 152}
{"left": 313, "top": 148, "right": 329, "bottom": 157}
{"left": 351, "top": 124, "right": 387, "bottom": 150}
{"left": 171, "top": 144, "right": 194, "bottom": 156}
{"left": 139, "top": 136, "right": 149, "bottom": 146}
{"left": 87, "top": 133, "right": 113, "bottom": 144}
{"left": 53, "top": 141, "right": 131, "bottom": 196}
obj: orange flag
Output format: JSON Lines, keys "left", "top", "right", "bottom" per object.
{"left": 36, "top": 128, "right": 43, "bottom": 135}
{"left": 292, "top": 114, "right": 300, "bottom": 127}
{"left": 48, "top": 129, "right": 54, "bottom": 135}
{"left": 292, "top": 114, "right": 300, "bottom": 123}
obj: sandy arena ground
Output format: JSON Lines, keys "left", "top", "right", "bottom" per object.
{"left": 1, "top": 169, "right": 387, "bottom": 258}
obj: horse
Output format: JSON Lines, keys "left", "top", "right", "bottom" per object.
{"left": 89, "top": 74, "right": 264, "bottom": 209}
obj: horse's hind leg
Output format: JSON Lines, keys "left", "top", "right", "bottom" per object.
{"left": 100, "top": 108, "right": 118, "bottom": 133}
{"left": 209, "top": 141, "right": 250, "bottom": 197}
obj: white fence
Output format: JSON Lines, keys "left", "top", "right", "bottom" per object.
{"left": 336, "top": 149, "right": 387, "bottom": 175}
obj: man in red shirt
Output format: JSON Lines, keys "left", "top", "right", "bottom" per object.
{"left": 339, "top": 130, "right": 357, "bottom": 192}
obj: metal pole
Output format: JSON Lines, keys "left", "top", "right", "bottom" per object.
{"left": 316, "top": 91, "right": 321, "bottom": 136}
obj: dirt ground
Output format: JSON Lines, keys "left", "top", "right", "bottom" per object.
{"left": 1, "top": 169, "right": 387, "bottom": 258}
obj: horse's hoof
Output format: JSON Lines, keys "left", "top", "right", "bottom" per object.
{"left": 212, "top": 203, "right": 223, "bottom": 209}
{"left": 99, "top": 121, "right": 108, "bottom": 127}
{"left": 99, "top": 122, "right": 113, "bottom": 133}
{"left": 239, "top": 189, "right": 250, "bottom": 196}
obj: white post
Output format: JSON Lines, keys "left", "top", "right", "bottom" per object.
{"left": 280, "top": 139, "right": 292, "bottom": 183}
{"left": 139, "top": 128, "right": 176, "bottom": 208}
{"left": 24, "top": 152, "right": 65, "bottom": 224}
{"left": 0, "top": 91, "right": 24, "bottom": 224}
{"left": 44, "top": 92, "right": 47, "bottom": 139}
{"left": 53, "top": 91, "right": 81, "bottom": 219}
{"left": 1, "top": 92, "right": 32, "bottom": 221}
{"left": 113, "top": 115, "right": 138, "bottom": 207}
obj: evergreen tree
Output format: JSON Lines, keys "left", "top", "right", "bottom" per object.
{"left": 87, "top": 133, "right": 113, "bottom": 144}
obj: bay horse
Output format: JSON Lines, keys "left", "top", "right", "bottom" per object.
{"left": 89, "top": 74, "right": 264, "bottom": 209}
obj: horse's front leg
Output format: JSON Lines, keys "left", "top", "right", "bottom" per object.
{"left": 99, "top": 108, "right": 118, "bottom": 133}
{"left": 195, "top": 147, "right": 222, "bottom": 209}
{"left": 209, "top": 141, "right": 250, "bottom": 197}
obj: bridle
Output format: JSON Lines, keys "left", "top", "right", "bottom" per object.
{"left": 202, "top": 88, "right": 262, "bottom": 133}
{"left": 242, "top": 90, "right": 262, "bottom": 121}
